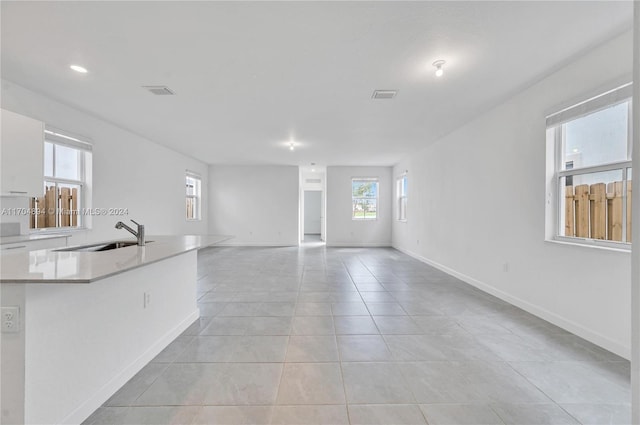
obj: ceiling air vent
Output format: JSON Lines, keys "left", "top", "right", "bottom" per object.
{"left": 372, "top": 90, "right": 397, "bottom": 100}
{"left": 306, "top": 179, "right": 322, "bottom": 184}
{"left": 142, "top": 86, "right": 176, "bottom": 95}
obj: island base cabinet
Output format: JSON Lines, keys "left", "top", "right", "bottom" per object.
{"left": 0, "top": 251, "right": 199, "bottom": 425}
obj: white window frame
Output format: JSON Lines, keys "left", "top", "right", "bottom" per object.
{"left": 32, "top": 127, "right": 92, "bottom": 232}
{"left": 546, "top": 83, "right": 633, "bottom": 250}
{"left": 352, "top": 177, "right": 379, "bottom": 221}
{"left": 397, "top": 174, "right": 407, "bottom": 222}
{"left": 186, "top": 171, "right": 202, "bottom": 221}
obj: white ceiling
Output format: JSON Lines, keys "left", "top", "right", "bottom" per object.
{"left": 1, "top": 1, "right": 633, "bottom": 167}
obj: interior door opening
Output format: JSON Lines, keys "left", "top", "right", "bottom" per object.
{"left": 304, "top": 190, "right": 322, "bottom": 243}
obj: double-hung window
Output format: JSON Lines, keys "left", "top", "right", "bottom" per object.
{"left": 546, "top": 83, "right": 632, "bottom": 247}
{"left": 352, "top": 178, "right": 378, "bottom": 220}
{"left": 397, "top": 174, "right": 407, "bottom": 221}
{"left": 31, "top": 128, "right": 92, "bottom": 230}
{"left": 186, "top": 172, "right": 202, "bottom": 221}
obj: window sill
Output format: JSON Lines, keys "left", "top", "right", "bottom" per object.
{"left": 545, "top": 237, "right": 631, "bottom": 253}
{"left": 30, "top": 227, "right": 89, "bottom": 235}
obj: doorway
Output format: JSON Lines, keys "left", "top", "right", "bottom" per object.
{"left": 304, "top": 190, "right": 323, "bottom": 243}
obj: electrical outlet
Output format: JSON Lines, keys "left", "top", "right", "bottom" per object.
{"left": 144, "top": 292, "right": 151, "bottom": 309}
{"left": 2, "top": 306, "right": 20, "bottom": 333}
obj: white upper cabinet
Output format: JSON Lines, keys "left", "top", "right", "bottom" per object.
{"left": 1, "top": 109, "right": 44, "bottom": 196}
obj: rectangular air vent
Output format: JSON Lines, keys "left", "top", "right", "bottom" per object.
{"left": 306, "top": 179, "right": 321, "bottom": 184}
{"left": 142, "top": 86, "right": 175, "bottom": 95}
{"left": 372, "top": 90, "right": 397, "bottom": 99}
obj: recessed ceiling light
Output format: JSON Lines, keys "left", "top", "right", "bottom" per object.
{"left": 289, "top": 142, "right": 295, "bottom": 151}
{"left": 432, "top": 60, "right": 446, "bottom": 77}
{"left": 70, "top": 65, "right": 88, "bottom": 74}
{"left": 311, "top": 169, "right": 316, "bottom": 172}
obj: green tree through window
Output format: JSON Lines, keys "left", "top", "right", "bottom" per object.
{"left": 352, "top": 179, "right": 378, "bottom": 220}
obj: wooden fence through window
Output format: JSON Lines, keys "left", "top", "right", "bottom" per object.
{"left": 29, "top": 186, "right": 78, "bottom": 229}
{"left": 564, "top": 181, "right": 631, "bottom": 242}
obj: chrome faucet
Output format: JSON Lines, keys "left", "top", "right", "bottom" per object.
{"left": 115, "top": 219, "right": 145, "bottom": 246}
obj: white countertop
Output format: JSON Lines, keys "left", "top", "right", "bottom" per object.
{"left": 0, "top": 233, "right": 70, "bottom": 245}
{"left": 0, "top": 234, "right": 231, "bottom": 283}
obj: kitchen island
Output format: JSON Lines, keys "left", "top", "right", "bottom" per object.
{"left": 0, "top": 235, "right": 230, "bottom": 425}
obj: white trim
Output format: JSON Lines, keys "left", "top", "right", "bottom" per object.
{"left": 29, "top": 226, "right": 89, "bottom": 236}
{"left": 351, "top": 176, "right": 379, "bottom": 181}
{"left": 396, "top": 175, "right": 408, "bottom": 222}
{"left": 548, "top": 86, "right": 633, "bottom": 247}
{"left": 185, "top": 173, "right": 202, "bottom": 221}
{"left": 215, "top": 242, "right": 298, "bottom": 247}
{"left": 351, "top": 217, "right": 378, "bottom": 221}
{"left": 394, "top": 245, "right": 629, "bottom": 359}
{"left": 545, "top": 238, "right": 630, "bottom": 253}
{"left": 557, "top": 159, "right": 632, "bottom": 177}
{"left": 62, "top": 309, "right": 200, "bottom": 425}
{"left": 552, "top": 235, "right": 631, "bottom": 251}
{"left": 326, "top": 242, "right": 391, "bottom": 247}
{"left": 39, "top": 135, "right": 92, "bottom": 230}
{"left": 546, "top": 82, "right": 632, "bottom": 128}
{"left": 44, "top": 127, "right": 92, "bottom": 151}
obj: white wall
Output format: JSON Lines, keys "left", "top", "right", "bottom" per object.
{"left": 326, "top": 166, "right": 392, "bottom": 247}
{"left": 392, "top": 30, "right": 633, "bottom": 358}
{"left": 1, "top": 80, "right": 209, "bottom": 244}
{"left": 208, "top": 165, "right": 299, "bottom": 246}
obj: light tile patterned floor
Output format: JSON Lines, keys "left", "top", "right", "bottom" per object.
{"left": 83, "top": 246, "right": 630, "bottom": 425}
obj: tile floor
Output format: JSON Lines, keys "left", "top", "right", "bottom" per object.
{"left": 83, "top": 246, "right": 630, "bottom": 425}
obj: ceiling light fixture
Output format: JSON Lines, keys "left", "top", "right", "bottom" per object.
{"left": 432, "top": 60, "right": 446, "bottom": 77}
{"left": 289, "top": 143, "right": 295, "bottom": 151}
{"left": 70, "top": 65, "right": 88, "bottom": 74}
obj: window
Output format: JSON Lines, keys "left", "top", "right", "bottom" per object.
{"left": 186, "top": 172, "right": 202, "bottom": 220}
{"left": 352, "top": 178, "right": 378, "bottom": 220}
{"left": 31, "top": 128, "right": 92, "bottom": 230}
{"left": 397, "top": 174, "right": 407, "bottom": 221}
{"left": 546, "top": 83, "right": 632, "bottom": 247}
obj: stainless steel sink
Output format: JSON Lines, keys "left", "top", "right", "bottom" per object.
{"left": 55, "top": 241, "right": 152, "bottom": 252}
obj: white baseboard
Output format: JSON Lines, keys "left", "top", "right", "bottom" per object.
{"left": 326, "top": 242, "right": 392, "bottom": 247}
{"left": 215, "top": 242, "right": 297, "bottom": 247}
{"left": 394, "top": 246, "right": 629, "bottom": 360}
{"left": 63, "top": 309, "right": 200, "bottom": 425}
